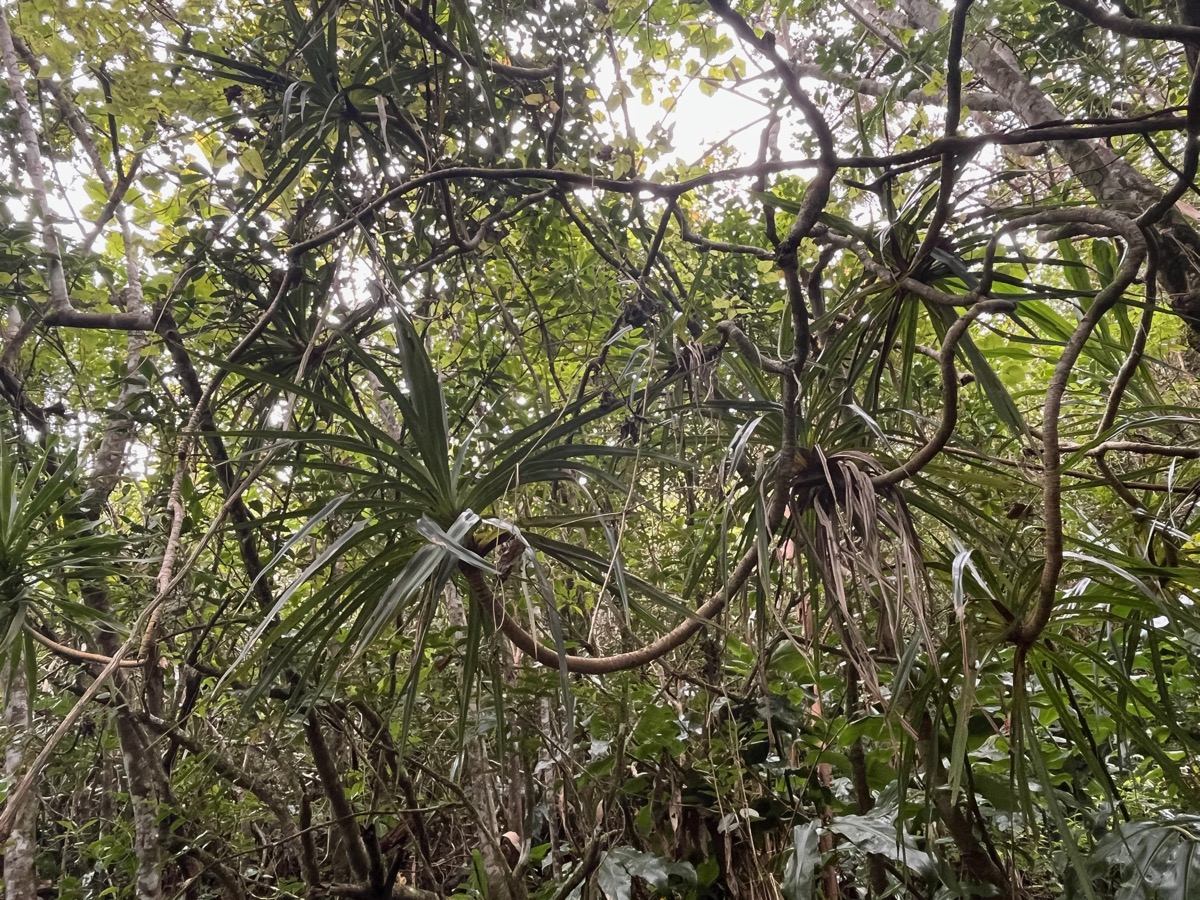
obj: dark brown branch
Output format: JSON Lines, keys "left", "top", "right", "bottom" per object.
{"left": 820, "top": 233, "right": 968, "bottom": 306}
{"left": 716, "top": 322, "right": 790, "bottom": 374}
{"left": 1053, "top": 0, "right": 1200, "bottom": 45}
{"left": 460, "top": 534, "right": 767, "bottom": 674}
{"left": 671, "top": 205, "right": 774, "bottom": 258}
{"left": 140, "top": 713, "right": 309, "bottom": 850}
{"left": 909, "top": 0, "right": 973, "bottom": 274}
{"left": 1098, "top": 242, "right": 1158, "bottom": 436}
{"left": 1010, "top": 209, "right": 1148, "bottom": 649}
{"left": 840, "top": 113, "right": 1188, "bottom": 168}
{"left": 285, "top": 114, "right": 1189, "bottom": 259}
{"left": 1138, "top": 55, "right": 1200, "bottom": 228}
{"left": 873, "top": 299, "right": 1016, "bottom": 488}
{"left": 547, "top": 829, "right": 605, "bottom": 900}
{"left": 290, "top": 160, "right": 821, "bottom": 256}
{"left": 705, "top": 0, "right": 836, "bottom": 256}
{"left": 933, "top": 441, "right": 1185, "bottom": 492}
{"left": 305, "top": 708, "right": 373, "bottom": 881}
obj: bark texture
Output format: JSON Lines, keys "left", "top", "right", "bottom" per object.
{"left": 2, "top": 663, "right": 36, "bottom": 900}
{"left": 889, "top": 0, "right": 1200, "bottom": 344}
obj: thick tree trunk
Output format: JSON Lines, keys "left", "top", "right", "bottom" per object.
{"left": 2, "top": 663, "right": 36, "bottom": 900}
{"left": 117, "top": 714, "right": 168, "bottom": 900}
{"left": 88, "top": 295, "right": 168, "bottom": 900}
{"left": 886, "top": 0, "right": 1200, "bottom": 341}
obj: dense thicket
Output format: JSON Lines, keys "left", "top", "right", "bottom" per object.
{"left": 1, "top": 0, "right": 1199, "bottom": 897}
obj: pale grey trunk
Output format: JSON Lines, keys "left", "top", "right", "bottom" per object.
{"left": 893, "top": 0, "right": 1158, "bottom": 205}
{"left": 86, "top": 227, "right": 165, "bottom": 900}
{"left": 887, "top": 0, "right": 1200, "bottom": 336}
{"left": 91, "top": 298, "right": 166, "bottom": 900}
{"left": 2, "top": 663, "right": 36, "bottom": 900}
{"left": 538, "top": 697, "right": 562, "bottom": 880}
{"left": 116, "top": 715, "right": 167, "bottom": 900}
{"left": 3, "top": 16, "right": 165, "bottom": 897}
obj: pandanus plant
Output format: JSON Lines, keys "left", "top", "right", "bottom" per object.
{"left": 223, "top": 307, "right": 703, "bottom": 707}
{"left": 0, "top": 426, "right": 124, "bottom": 677}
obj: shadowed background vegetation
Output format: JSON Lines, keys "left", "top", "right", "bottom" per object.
{"left": 0, "top": 0, "right": 1199, "bottom": 897}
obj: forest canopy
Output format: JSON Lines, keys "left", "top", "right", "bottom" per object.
{"left": 0, "top": 0, "right": 1199, "bottom": 897}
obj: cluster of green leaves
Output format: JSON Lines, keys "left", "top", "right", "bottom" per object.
{"left": 3, "top": 0, "right": 1200, "bottom": 897}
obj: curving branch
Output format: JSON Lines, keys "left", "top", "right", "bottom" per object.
{"left": 460, "top": 535, "right": 769, "bottom": 675}
{"left": 1053, "top": 0, "right": 1200, "bottom": 46}
{"left": 290, "top": 160, "right": 820, "bottom": 257}
{"left": 26, "top": 625, "right": 147, "bottom": 668}
{"left": 705, "top": 0, "right": 836, "bottom": 256}
{"left": 283, "top": 115, "right": 1190, "bottom": 262}
{"left": 873, "top": 299, "right": 1016, "bottom": 488}
{"left": 1007, "top": 209, "right": 1148, "bottom": 649}
{"left": 716, "top": 322, "right": 791, "bottom": 374}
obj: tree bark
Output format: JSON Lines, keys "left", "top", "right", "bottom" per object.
{"left": 886, "top": 0, "right": 1200, "bottom": 341}
{"left": 88, "top": 323, "right": 168, "bottom": 900}
{"left": 304, "top": 708, "right": 373, "bottom": 884}
{"left": 2, "top": 662, "right": 36, "bottom": 900}
{"left": 78, "top": 232, "right": 166, "bottom": 898}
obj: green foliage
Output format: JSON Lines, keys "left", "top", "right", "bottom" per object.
{"left": 2, "top": 0, "right": 1200, "bottom": 897}
{"left": 0, "top": 425, "right": 124, "bottom": 660}
{"left": 1079, "top": 816, "right": 1200, "bottom": 900}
